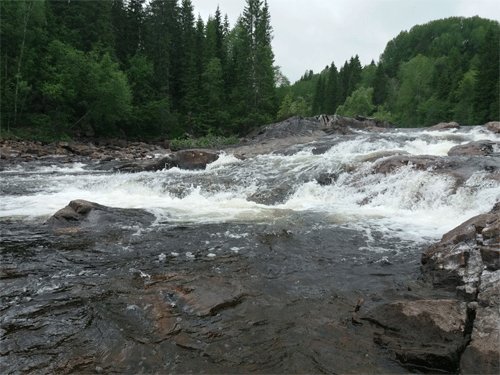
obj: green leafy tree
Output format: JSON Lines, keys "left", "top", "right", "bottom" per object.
{"left": 277, "top": 93, "right": 307, "bottom": 120}
{"left": 453, "top": 70, "right": 476, "bottom": 125}
{"left": 395, "top": 54, "right": 434, "bottom": 127}
{"left": 336, "top": 87, "right": 375, "bottom": 118}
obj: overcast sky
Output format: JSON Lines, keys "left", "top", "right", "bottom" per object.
{"left": 189, "top": 0, "right": 500, "bottom": 83}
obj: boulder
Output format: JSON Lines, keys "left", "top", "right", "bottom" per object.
{"left": 428, "top": 122, "right": 460, "bottom": 131}
{"left": 361, "top": 299, "right": 468, "bottom": 373}
{"left": 372, "top": 155, "right": 443, "bottom": 174}
{"left": 448, "top": 141, "right": 498, "bottom": 156}
{"left": 44, "top": 199, "right": 155, "bottom": 232}
{"left": 485, "top": 121, "right": 500, "bottom": 134}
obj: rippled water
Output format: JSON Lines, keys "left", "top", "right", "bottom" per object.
{"left": 1, "top": 126, "right": 499, "bottom": 373}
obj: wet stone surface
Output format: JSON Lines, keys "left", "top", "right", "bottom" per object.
{"left": 0, "top": 213, "right": 441, "bottom": 374}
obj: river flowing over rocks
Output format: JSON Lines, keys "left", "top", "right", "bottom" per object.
{"left": 1, "top": 117, "right": 499, "bottom": 374}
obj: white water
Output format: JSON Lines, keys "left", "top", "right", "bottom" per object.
{"left": 1, "top": 126, "right": 499, "bottom": 243}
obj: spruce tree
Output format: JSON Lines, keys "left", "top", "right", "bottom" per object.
{"left": 473, "top": 26, "right": 500, "bottom": 124}
{"left": 324, "top": 62, "right": 339, "bottom": 113}
{"left": 372, "top": 63, "right": 388, "bottom": 106}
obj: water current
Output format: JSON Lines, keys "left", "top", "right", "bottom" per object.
{"left": 1, "top": 126, "right": 499, "bottom": 373}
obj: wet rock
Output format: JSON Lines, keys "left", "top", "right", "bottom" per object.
{"left": 448, "top": 141, "right": 498, "bottom": 156}
{"left": 460, "top": 270, "right": 500, "bottom": 374}
{"left": 226, "top": 115, "right": 393, "bottom": 158}
{"left": 422, "top": 204, "right": 500, "bottom": 300}
{"left": 485, "top": 121, "right": 500, "bottom": 134}
{"left": 44, "top": 199, "right": 155, "bottom": 232}
{"left": 316, "top": 172, "right": 340, "bottom": 186}
{"left": 428, "top": 121, "right": 460, "bottom": 131}
{"left": 361, "top": 299, "right": 468, "bottom": 373}
{"left": 421, "top": 204, "right": 500, "bottom": 373}
{"left": 119, "top": 149, "right": 219, "bottom": 172}
{"left": 421, "top": 203, "right": 500, "bottom": 298}
{"left": 372, "top": 155, "right": 444, "bottom": 174}
{"left": 247, "top": 182, "right": 293, "bottom": 205}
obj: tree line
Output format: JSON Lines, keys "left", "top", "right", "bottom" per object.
{"left": 278, "top": 16, "right": 499, "bottom": 127}
{"left": 1, "top": 0, "right": 277, "bottom": 141}
{"left": 2, "top": 4, "right": 499, "bottom": 143}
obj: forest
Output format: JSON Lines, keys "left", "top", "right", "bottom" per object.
{"left": 283, "top": 16, "right": 499, "bottom": 128}
{"left": 1, "top": 0, "right": 499, "bottom": 143}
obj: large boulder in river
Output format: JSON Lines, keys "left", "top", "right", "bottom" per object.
{"left": 45, "top": 199, "right": 155, "bottom": 232}
{"left": 485, "top": 121, "right": 500, "bottom": 134}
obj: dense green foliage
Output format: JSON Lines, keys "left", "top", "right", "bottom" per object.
{"left": 2, "top": 5, "right": 498, "bottom": 143}
{"left": 282, "top": 16, "right": 499, "bottom": 127}
{"left": 1, "top": 0, "right": 277, "bottom": 141}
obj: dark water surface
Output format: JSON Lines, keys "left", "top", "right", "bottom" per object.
{"left": 1, "top": 215, "right": 437, "bottom": 374}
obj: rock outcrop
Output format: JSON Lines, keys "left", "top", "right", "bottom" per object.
{"left": 420, "top": 203, "right": 500, "bottom": 374}
{"left": 421, "top": 203, "right": 500, "bottom": 296}
{"left": 359, "top": 203, "right": 499, "bottom": 373}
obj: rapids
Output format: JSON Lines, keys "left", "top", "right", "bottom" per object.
{"left": 1, "top": 126, "right": 499, "bottom": 373}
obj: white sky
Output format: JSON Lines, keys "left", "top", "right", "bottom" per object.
{"left": 189, "top": 0, "right": 500, "bottom": 83}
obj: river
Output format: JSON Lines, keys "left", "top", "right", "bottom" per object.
{"left": 1, "top": 125, "right": 499, "bottom": 373}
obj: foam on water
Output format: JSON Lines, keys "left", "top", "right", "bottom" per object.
{"left": 1, "top": 126, "right": 498, "bottom": 242}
